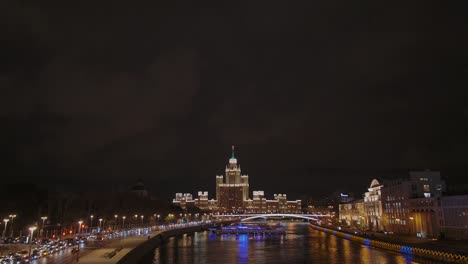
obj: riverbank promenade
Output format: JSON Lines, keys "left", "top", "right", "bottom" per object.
{"left": 78, "top": 232, "right": 159, "bottom": 264}
{"left": 335, "top": 225, "right": 468, "bottom": 256}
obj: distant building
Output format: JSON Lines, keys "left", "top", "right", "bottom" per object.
{"left": 130, "top": 179, "right": 149, "bottom": 198}
{"left": 173, "top": 146, "right": 301, "bottom": 213}
{"left": 364, "top": 179, "right": 384, "bottom": 231}
{"left": 339, "top": 199, "right": 365, "bottom": 228}
{"left": 216, "top": 149, "right": 250, "bottom": 212}
{"left": 382, "top": 170, "right": 444, "bottom": 236}
{"left": 173, "top": 193, "right": 195, "bottom": 210}
{"left": 340, "top": 170, "right": 468, "bottom": 239}
{"left": 440, "top": 195, "right": 468, "bottom": 239}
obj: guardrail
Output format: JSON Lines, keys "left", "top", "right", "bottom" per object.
{"left": 309, "top": 224, "right": 468, "bottom": 263}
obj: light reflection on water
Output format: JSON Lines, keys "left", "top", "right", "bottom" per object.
{"left": 150, "top": 223, "right": 439, "bottom": 264}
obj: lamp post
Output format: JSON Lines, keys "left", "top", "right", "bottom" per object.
{"left": 41, "top": 216, "right": 47, "bottom": 237}
{"left": 140, "top": 215, "right": 144, "bottom": 226}
{"left": 28, "top": 226, "right": 37, "bottom": 262}
{"left": 2, "top": 219, "right": 9, "bottom": 238}
{"left": 114, "top": 215, "right": 118, "bottom": 230}
{"left": 78, "top": 220, "right": 83, "bottom": 234}
{"left": 9, "top": 215, "right": 16, "bottom": 237}
{"left": 99, "top": 218, "right": 103, "bottom": 230}
{"left": 90, "top": 215, "right": 94, "bottom": 233}
{"left": 122, "top": 216, "right": 126, "bottom": 229}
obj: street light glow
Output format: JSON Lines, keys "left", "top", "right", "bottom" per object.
{"left": 78, "top": 220, "right": 83, "bottom": 234}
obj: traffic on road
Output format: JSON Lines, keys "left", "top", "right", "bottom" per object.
{"left": 0, "top": 221, "right": 210, "bottom": 264}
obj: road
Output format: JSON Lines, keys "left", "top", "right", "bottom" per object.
{"left": 32, "top": 239, "right": 108, "bottom": 264}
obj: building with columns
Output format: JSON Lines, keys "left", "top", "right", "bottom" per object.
{"left": 364, "top": 179, "right": 384, "bottom": 231}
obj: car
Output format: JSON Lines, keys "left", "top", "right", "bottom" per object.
{"left": 0, "top": 256, "right": 9, "bottom": 264}
{"left": 31, "top": 250, "right": 41, "bottom": 260}
{"left": 71, "top": 246, "right": 79, "bottom": 253}
{"left": 10, "top": 256, "right": 23, "bottom": 264}
{"left": 40, "top": 249, "right": 50, "bottom": 257}
{"left": 15, "top": 251, "right": 28, "bottom": 259}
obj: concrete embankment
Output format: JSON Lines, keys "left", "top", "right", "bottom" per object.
{"left": 309, "top": 224, "right": 468, "bottom": 263}
{"left": 117, "top": 225, "right": 210, "bottom": 264}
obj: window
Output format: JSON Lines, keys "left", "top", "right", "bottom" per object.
{"left": 423, "top": 184, "right": 430, "bottom": 192}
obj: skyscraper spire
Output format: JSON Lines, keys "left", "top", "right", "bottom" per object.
{"left": 232, "top": 145, "right": 235, "bottom": 159}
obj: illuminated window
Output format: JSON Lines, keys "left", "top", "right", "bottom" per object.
{"left": 423, "top": 184, "right": 430, "bottom": 192}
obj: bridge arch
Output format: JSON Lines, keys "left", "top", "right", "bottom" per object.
{"left": 240, "top": 214, "right": 319, "bottom": 222}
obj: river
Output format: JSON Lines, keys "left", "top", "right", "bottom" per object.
{"left": 146, "top": 222, "right": 440, "bottom": 264}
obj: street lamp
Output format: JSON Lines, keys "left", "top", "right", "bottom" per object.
{"left": 9, "top": 215, "right": 16, "bottom": 237}
{"left": 78, "top": 220, "right": 83, "bottom": 234}
{"left": 90, "top": 215, "right": 94, "bottom": 229}
{"left": 122, "top": 216, "right": 126, "bottom": 229}
{"left": 141, "top": 215, "right": 144, "bottom": 225}
{"left": 2, "top": 219, "right": 9, "bottom": 238}
{"left": 41, "top": 216, "right": 47, "bottom": 237}
{"left": 28, "top": 226, "right": 37, "bottom": 262}
{"left": 114, "top": 214, "right": 118, "bottom": 230}
{"left": 99, "top": 218, "right": 103, "bottom": 229}
{"left": 134, "top": 214, "right": 138, "bottom": 227}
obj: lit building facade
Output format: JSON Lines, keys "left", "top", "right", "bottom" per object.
{"left": 382, "top": 170, "right": 444, "bottom": 236}
{"left": 364, "top": 179, "right": 384, "bottom": 231}
{"left": 339, "top": 170, "right": 468, "bottom": 239}
{"left": 216, "top": 149, "right": 250, "bottom": 212}
{"left": 339, "top": 199, "right": 365, "bottom": 229}
{"left": 173, "top": 147, "right": 301, "bottom": 213}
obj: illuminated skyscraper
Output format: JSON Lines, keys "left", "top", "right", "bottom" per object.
{"left": 173, "top": 146, "right": 301, "bottom": 214}
{"left": 216, "top": 146, "right": 249, "bottom": 212}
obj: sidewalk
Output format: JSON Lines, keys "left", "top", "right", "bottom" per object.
{"left": 78, "top": 232, "right": 160, "bottom": 264}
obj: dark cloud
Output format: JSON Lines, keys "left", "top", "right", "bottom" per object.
{"left": 1, "top": 0, "right": 467, "bottom": 198}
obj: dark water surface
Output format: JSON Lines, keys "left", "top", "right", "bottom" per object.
{"left": 148, "top": 223, "right": 439, "bottom": 264}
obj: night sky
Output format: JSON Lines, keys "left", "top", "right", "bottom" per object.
{"left": 1, "top": 1, "right": 467, "bottom": 200}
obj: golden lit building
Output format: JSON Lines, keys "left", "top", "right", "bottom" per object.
{"left": 339, "top": 199, "right": 365, "bottom": 228}
{"left": 216, "top": 147, "right": 250, "bottom": 212}
{"left": 173, "top": 146, "right": 301, "bottom": 213}
{"left": 364, "top": 179, "right": 384, "bottom": 231}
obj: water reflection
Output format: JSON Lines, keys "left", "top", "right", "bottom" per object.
{"left": 151, "top": 223, "right": 440, "bottom": 264}
{"left": 238, "top": 234, "right": 248, "bottom": 264}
